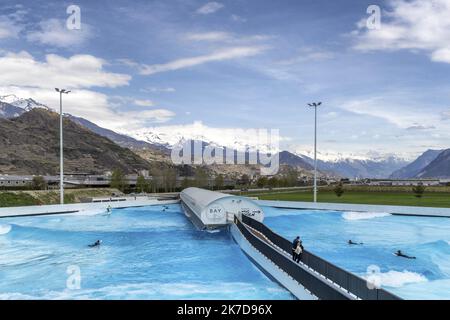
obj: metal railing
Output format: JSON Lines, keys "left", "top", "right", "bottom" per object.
{"left": 235, "top": 216, "right": 350, "bottom": 300}
{"left": 240, "top": 215, "right": 401, "bottom": 300}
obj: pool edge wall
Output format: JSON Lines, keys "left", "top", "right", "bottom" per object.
{"left": 0, "top": 199, "right": 180, "bottom": 218}
{"left": 257, "top": 200, "right": 450, "bottom": 218}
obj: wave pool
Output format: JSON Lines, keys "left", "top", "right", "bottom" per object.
{"left": 0, "top": 204, "right": 293, "bottom": 300}
{"left": 263, "top": 207, "right": 450, "bottom": 300}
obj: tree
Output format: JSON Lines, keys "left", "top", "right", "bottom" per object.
{"left": 181, "top": 176, "right": 191, "bottom": 190}
{"left": 31, "top": 176, "right": 47, "bottom": 190}
{"left": 240, "top": 174, "right": 250, "bottom": 188}
{"left": 256, "top": 176, "right": 268, "bottom": 188}
{"left": 334, "top": 182, "right": 345, "bottom": 197}
{"left": 214, "top": 174, "right": 224, "bottom": 190}
{"left": 150, "top": 167, "right": 163, "bottom": 192}
{"left": 136, "top": 175, "right": 149, "bottom": 193}
{"left": 285, "top": 167, "right": 298, "bottom": 187}
{"left": 412, "top": 183, "right": 426, "bottom": 198}
{"left": 194, "top": 167, "right": 209, "bottom": 188}
{"left": 162, "top": 167, "right": 177, "bottom": 192}
{"left": 110, "top": 169, "right": 127, "bottom": 192}
{"left": 267, "top": 177, "right": 278, "bottom": 189}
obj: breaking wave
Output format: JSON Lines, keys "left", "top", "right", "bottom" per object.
{"left": 342, "top": 211, "right": 391, "bottom": 221}
{"left": 365, "top": 270, "right": 428, "bottom": 288}
{"left": 67, "top": 209, "right": 108, "bottom": 216}
{"left": 0, "top": 224, "right": 12, "bottom": 235}
{"left": 0, "top": 281, "right": 291, "bottom": 300}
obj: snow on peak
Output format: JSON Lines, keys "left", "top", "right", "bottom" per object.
{"left": 0, "top": 94, "right": 53, "bottom": 112}
{"left": 128, "top": 122, "right": 280, "bottom": 153}
{"left": 294, "top": 149, "right": 410, "bottom": 163}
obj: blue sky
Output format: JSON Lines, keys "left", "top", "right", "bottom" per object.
{"left": 1, "top": 0, "right": 450, "bottom": 160}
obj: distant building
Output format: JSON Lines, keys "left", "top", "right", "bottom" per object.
{"left": 367, "top": 179, "right": 441, "bottom": 186}
{"left": 0, "top": 175, "right": 33, "bottom": 187}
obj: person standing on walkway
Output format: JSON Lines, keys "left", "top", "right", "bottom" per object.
{"left": 295, "top": 243, "right": 303, "bottom": 263}
{"left": 292, "top": 236, "right": 300, "bottom": 260}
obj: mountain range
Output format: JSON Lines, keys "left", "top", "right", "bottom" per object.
{"left": 416, "top": 149, "right": 450, "bottom": 179}
{"left": 1, "top": 94, "right": 449, "bottom": 179}
{"left": 0, "top": 108, "right": 151, "bottom": 175}
{"left": 390, "top": 149, "right": 443, "bottom": 179}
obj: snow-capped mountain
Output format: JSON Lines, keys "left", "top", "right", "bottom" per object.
{"left": 0, "top": 101, "right": 24, "bottom": 118}
{"left": 390, "top": 149, "right": 443, "bottom": 179}
{"left": 0, "top": 94, "right": 53, "bottom": 112}
{"left": 130, "top": 123, "right": 280, "bottom": 154}
{"left": 0, "top": 94, "right": 415, "bottom": 178}
{"left": 297, "top": 152, "right": 410, "bottom": 179}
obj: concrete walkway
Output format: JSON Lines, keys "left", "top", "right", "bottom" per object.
{"left": 0, "top": 199, "right": 180, "bottom": 218}
{"left": 257, "top": 200, "right": 450, "bottom": 218}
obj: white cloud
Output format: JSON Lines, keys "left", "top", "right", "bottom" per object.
{"left": 185, "top": 31, "right": 231, "bottom": 42}
{"left": 231, "top": 14, "right": 247, "bottom": 23}
{"left": 0, "top": 51, "right": 175, "bottom": 131}
{"left": 338, "top": 97, "right": 441, "bottom": 129}
{"left": 184, "top": 31, "right": 272, "bottom": 44}
{"left": 278, "top": 48, "right": 334, "bottom": 65}
{"left": 141, "top": 87, "right": 176, "bottom": 93}
{"left": 0, "top": 15, "right": 22, "bottom": 39}
{"left": 352, "top": 0, "right": 450, "bottom": 64}
{"left": 122, "top": 109, "right": 175, "bottom": 125}
{"left": 441, "top": 110, "right": 450, "bottom": 120}
{"left": 27, "top": 19, "right": 93, "bottom": 48}
{"left": 0, "top": 51, "right": 131, "bottom": 89}
{"left": 140, "top": 46, "right": 268, "bottom": 75}
{"left": 0, "top": 86, "right": 175, "bottom": 131}
{"left": 134, "top": 99, "right": 155, "bottom": 107}
{"left": 1, "top": 85, "right": 117, "bottom": 127}
{"left": 196, "top": 2, "right": 224, "bottom": 15}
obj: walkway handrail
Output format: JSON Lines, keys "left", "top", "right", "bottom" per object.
{"left": 235, "top": 216, "right": 351, "bottom": 300}
{"left": 241, "top": 215, "right": 401, "bottom": 300}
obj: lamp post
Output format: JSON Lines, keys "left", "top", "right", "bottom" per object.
{"left": 55, "top": 88, "right": 71, "bottom": 205}
{"left": 307, "top": 102, "right": 321, "bottom": 203}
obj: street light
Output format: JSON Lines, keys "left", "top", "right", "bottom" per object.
{"left": 55, "top": 88, "right": 71, "bottom": 205}
{"left": 307, "top": 102, "right": 321, "bottom": 203}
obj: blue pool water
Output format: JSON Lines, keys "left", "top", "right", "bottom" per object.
{"left": 263, "top": 207, "right": 450, "bottom": 300}
{"left": 1, "top": 204, "right": 449, "bottom": 300}
{"left": 0, "top": 205, "right": 292, "bottom": 300}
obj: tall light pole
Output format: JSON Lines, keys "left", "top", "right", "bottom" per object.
{"left": 55, "top": 88, "right": 71, "bottom": 205}
{"left": 307, "top": 102, "right": 321, "bottom": 203}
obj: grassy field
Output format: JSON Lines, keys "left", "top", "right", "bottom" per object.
{"left": 250, "top": 189, "right": 450, "bottom": 208}
{"left": 0, "top": 188, "right": 122, "bottom": 207}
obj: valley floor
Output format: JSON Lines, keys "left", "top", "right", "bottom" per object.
{"left": 249, "top": 189, "right": 450, "bottom": 208}
{"left": 0, "top": 188, "right": 122, "bottom": 207}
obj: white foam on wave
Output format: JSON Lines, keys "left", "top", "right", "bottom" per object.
{"left": 342, "top": 211, "right": 391, "bottom": 221}
{"left": 0, "top": 281, "right": 290, "bottom": 300}
{"left": 0, "top": 224, "right": 12, "bottom": 235}
{"left": 67, "top": 208, "right": 108, "bottom": 216}
{"left": 366, "top": 270, "right": 428, "bottom": 288}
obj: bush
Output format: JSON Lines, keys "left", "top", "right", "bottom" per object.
{"left": 412, "top": 184, "right": 426, "bottom": 198}
{"left": 110, "top": 169, "right": 127, "bottom": 192}
{"left": 334, "top": 183, "right": 345, "bottom": 197}
{"left": 32, "top": 176, "right": 47, "bottom": 190}
{"left": 0, "top": 192, "right": 39, "bottom": 207}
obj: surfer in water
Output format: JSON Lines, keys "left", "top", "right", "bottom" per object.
{"left": 395, "top": 250, "right": 416, "bottom": 259}
{"left": 88, "top": 240, "right": 102, "bottom": 248}
{"left": 348, "top": 240, "right": 363, "bottom": 245}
